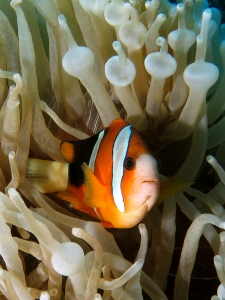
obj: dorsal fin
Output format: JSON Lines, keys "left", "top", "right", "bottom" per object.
{"left": 60, "top": 131, "right": 106, "bottom": 165}
{"left": 60, "top": 142, "right": 75, "bottom": 163}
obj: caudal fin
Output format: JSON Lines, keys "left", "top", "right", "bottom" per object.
{"left": 26, "top": 158, "right": 68, "bottom": 193}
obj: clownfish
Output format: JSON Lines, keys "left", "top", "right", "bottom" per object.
{"left": 26, "top": 119, "right": 187, "bottom": 228}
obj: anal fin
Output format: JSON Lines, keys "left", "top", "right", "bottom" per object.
{"left": 57, "top": 191, "right": 82, "bottom": 209}
{"left": 57, "top": 190, "right": 99, "bottom": 219}
{"left": 100, "top": 221, "right": 115, "bottom": 228}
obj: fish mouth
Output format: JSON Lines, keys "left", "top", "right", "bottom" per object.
{"left": 127, "top": 177, "right": 160, "bottom": 212}
{"left": 142, "top": 179, "right": 158, "bottom": 184}
{"left": 133, "top": 176, "right": 159, "bottom": 193}
{"left": 141, "top": 180, "right": 160, "bottom": 210}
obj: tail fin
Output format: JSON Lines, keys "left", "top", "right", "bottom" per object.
{"left": 26, "top": 159, "right": 68, "bottom": 193}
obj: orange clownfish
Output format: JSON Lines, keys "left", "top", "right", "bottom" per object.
{"left": 27, "top": 119, "right": 160, "bottom": 228}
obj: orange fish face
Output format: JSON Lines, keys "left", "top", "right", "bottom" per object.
{"left": 121, "top": 130, "right": 159, "bottom": 213}
{"left": 122, "top": 153, "right": 160, "bottom": 212}
{"left": 93, "top": 120, "right": 159, "bottom": 216}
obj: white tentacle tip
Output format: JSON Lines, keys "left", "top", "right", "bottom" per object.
{"left": 72, "top": 227, "right": 81, "bottom": 236}
{"left": 49, "top": 289, "right": 58, "bottom": 297}
{"left": 124, "top": 3, "right": 132, "bottom": 11}
{"left": 58, "top": 14, "right": 66, "bottom": 26}
{"left": 58, "top": 14, "right": 69, "bottom": 31}
{"left": 156, "top": 37, "right": 165, "bottom": 47}
{"left": 206, "top": 155, "right": 215, "bottom": 164}
{"left": 40, "top": 292, "right": 50, "bottom": 300}
{"left": 10, "top": 0, "right": 22, "bottom": 8}
{"left": 13, "top": 73, "right": 22, "bottom": 82}
{"left": 177, "top": 3, "right": 185, "bottom": 10}
{"left": 157, "top": 13, "right": 166, "bottom": 22}
{"left": 40, "top": 100, "right": 47, "bottom": 111}
{"left": 214, "top": 255, "right": 222, "bottom": 264}
{"left": 9, "top": 151, "right": 15, "bottom": 159}
{"left": 203, "top": 8, "right": 212, "bottom": 19}
{"left": 8, "top": 188, "right": 18, "bottom": 199}
{"left": 138, "top": 223, "right": 146, "bottom": 231}
{"left": 112, "top": 41, "right": 122, "bottom": 52}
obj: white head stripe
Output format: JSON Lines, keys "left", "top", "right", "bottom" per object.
{"left": 112, "top": 125, "right": 132, "bottom": 213}
{"left": 89, "top": 130, "right": 104, "bottom": 172}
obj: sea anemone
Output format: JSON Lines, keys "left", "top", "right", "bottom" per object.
{"left": 0, "top": 0, "right": 225, "bottom": 299}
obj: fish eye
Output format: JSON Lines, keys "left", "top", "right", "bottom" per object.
{"left": 124, "top": 157, "right": 135, "bottom": 170}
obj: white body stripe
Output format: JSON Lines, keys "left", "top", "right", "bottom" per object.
{"left": 89, "top": 130, "right": 104, "bottom": 172}
{"left": 88, "top": 130, "right": 104, "bottom": 219}
{"left": 112, "top": 125, "right": 132, "bottom": 213}
{"left": 93, "top": 207, "right": 101, "bottom": 219}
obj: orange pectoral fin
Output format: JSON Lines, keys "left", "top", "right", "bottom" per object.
{"left": 156, "top": 177, "right": 192, "bottom": 205}
{"left": 81, "top": 162, "right": 106, "bottom": 208}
